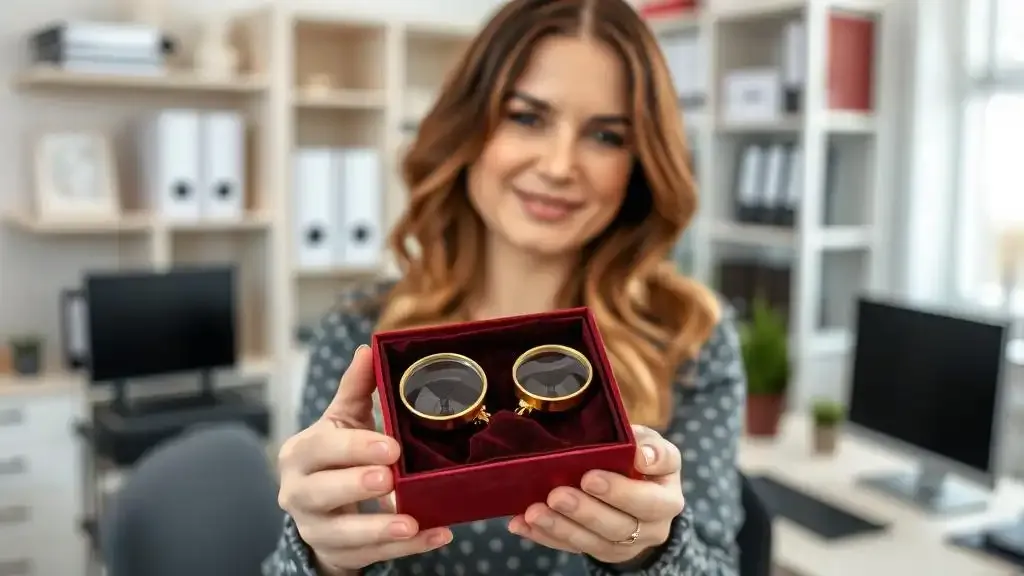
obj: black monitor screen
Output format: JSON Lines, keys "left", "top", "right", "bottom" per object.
{"left": 848, "top": 298, "right": 1007, "bottom": 474}
{"left": 85, "top": 267, "right": 237, "bottom": 382}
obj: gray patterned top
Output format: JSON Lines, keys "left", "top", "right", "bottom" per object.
{"left": 263, "top": 285, "right": 746, "bottom": 576}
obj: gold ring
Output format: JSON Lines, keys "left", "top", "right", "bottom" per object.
{"left": 398, "top": 352, "right": 491, "bottom": 430}
{"left": 512, "top": 344, "right": 593, "bottom": 417}
{"left": 613, "top": 516, "right": 641, "bottom": 545}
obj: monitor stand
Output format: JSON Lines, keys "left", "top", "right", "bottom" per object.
{"left": 109, "top": 370, "right": 222, "bottom": 417}
{"left": 857, "top": 463, "right": 990, "bottom": 515}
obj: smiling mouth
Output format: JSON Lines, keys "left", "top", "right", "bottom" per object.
{"left": 513, "top": 188, "right": 584, "bottom": 223}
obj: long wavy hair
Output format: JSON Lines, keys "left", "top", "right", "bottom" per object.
{"left": 376, "top": 0, "right": 719, "bottom": 428}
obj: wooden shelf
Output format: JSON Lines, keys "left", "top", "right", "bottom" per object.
{"left": 167, "top": 213, "right": 273, "bottom": 233}
{"left": 2, "top": 211, "right": 274, "bottom": 235}
{"left": 295, "top": 266, "right": 384, "bottom": 279}
{"left": 293, "top": 88, "right": 386, "bottom": 110}
{"left": 14, "top": 65, "right": 268, "bottom": 94}
{"left": 1, "top": 211, "right": 152, "bottom": 235}
{"left": 708, "top": 221, "right": 796, "bottom": 248}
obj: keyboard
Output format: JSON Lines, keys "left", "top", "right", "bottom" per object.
{"left": 750, "top": 475, "right": 889, "bottom": 540}
{"left": 987, "top": 522, "right": 1024, "bottom": 559}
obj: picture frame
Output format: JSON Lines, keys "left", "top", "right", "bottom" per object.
{"left": 34, "top": 131, "right": 120, "bottom": 221}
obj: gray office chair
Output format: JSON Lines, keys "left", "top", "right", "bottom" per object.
{"left": 100, "top": 423, "right": 283, "bottom": 576}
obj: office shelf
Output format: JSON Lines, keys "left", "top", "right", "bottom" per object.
{"left": 650, "top": 0, "right": 894, "bottom": 406}
{"left": 2, "top": 6, "right": 476, "bottom": 443}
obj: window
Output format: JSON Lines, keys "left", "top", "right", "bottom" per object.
{"left": 995, "top": 0, "right": 1024, "bottom": 67}
{"left": 955, "top": 0, "right": 1024, "bottom": 312}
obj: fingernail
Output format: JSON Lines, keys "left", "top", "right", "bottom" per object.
{"left": 584, "top": 474, "right": 609, "bottom": 495}
{"left": 552, "top": 494, "right": 577, "bottom": 513}
{"left": 363, "top": 470, "right": 387, "bottom": 489}
{"left": 428, "top": 530, "right": 452, "bottom": 547}
{"left": 370, "top": 441, "right": 392, "bottom": 459}
{"left": 642, "top": 444, "right": 657, "bottom": 465}
{"left": 531, "top": 513, "right": 554, "bottom": 529}
{"left": 507, "top": 520, "right": 522, "bottom": 535}
{"left": 388, "top": 521, "right": 413, "bottom": 538}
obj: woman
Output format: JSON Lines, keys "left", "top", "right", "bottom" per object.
{"left": 265, "top": 0, "right": 746, "bottom": 574}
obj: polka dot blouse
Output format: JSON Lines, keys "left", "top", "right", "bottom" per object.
{"left": 263, "top": 284, "right": 746, "bottom": 576}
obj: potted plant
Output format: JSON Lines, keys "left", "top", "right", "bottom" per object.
{"left": 740, "top": 299, "right": 790, "bottom": 437}
{"left": 811, "top": 399, "right": 844, "bottom": 455}
{"left": 8, "top": 336, "right": 43, "bottom": 376}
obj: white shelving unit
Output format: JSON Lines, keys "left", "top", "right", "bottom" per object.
{"left": 1, "top": 5, "right": 476, "bottom": 443}
{"left": 651, "top": 0, "right": 893, "bottom": 402}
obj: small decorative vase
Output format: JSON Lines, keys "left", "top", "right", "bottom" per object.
{"left": 813, "top": 425, "right": 838, "bottom": 455}
{"left": 303, "top": 73, "right": 335, "bottom": 96}
{"left": 194, "top": 16, "right": 239, "bottom": 79}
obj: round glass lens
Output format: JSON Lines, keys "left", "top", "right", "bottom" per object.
{"left": 516, "top": 350, "right": 589, "bottom": 399}
{"left": 402, "top": 358, "right": 485, "bottom": 418}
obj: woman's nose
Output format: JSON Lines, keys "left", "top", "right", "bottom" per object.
{"left": 537, "top": 125, "right": 576, "bottom": 184}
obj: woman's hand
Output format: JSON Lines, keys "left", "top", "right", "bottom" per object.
{"left": 276, "top": 346, "right": 453, "bottom": 575}
{"left": 507, "top": 425, "right": 684, "bottom": 565}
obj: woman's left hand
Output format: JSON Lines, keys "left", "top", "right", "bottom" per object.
{"left": 507, "top": 425, "right": 685, "bottom": 565}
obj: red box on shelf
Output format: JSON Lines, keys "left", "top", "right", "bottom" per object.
{"left": 371, "top": 307, "right": 638, "bottom": 530}
{"left": 640, "top": 0, "right": 699, "bottom": 19}
{"left": 828, "top": 13, "right": 876, "bottom": 112}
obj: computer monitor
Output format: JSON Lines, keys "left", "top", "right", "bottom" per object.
{"left": 85, "top": 266, "right": 237, "bottom": 391}
{"left": 847, "top": 296, "right": 1010, "bottom": 515}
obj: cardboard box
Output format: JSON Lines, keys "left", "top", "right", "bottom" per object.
{"left": 371, "top": 307, "right": 637, "bottom": 529}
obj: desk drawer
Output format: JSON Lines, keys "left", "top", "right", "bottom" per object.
{"left": 0, "top": 396, "right": 78, "bottom": 452}
{"left": 0, "top": 441, "right": 76, "bottom": 491}
{"left": 0, "top": 529, "right": 83, "bottom": 576}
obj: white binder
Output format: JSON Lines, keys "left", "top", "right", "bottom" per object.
{"left": 336, "top": 148, "right": 383, "bottom": 268}
{"left": 199, "top": 111, "right": 246, "bottom": 221}
{"left": 293, "top": 149, "right": 337, "bottom": 270}
{"left": 139, "top": 109, "right": 201, "bottom": 221}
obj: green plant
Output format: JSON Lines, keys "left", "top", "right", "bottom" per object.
{"left": 812, "top": 399, "right": 845, "bottom": 427}
{"left": 740, "top": 299, "right": 790, "bottom": 397}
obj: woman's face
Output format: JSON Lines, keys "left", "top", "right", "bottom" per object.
{"left": 467, "top": 35, "right": 634, "bottom": 258}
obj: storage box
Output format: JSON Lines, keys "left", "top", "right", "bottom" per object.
{"left": 371, "top": 307, "right": 638, "bottom": 529}
{"left": 828, "top": 14, "right": 875, "bottom": 112}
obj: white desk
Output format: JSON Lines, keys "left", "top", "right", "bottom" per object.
{"left": 740, "top": 415, "right": 1024, "bottom": 576}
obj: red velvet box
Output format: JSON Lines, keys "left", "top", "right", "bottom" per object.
{"left": 371, "top": 307, "right": 638, "bottom": 530}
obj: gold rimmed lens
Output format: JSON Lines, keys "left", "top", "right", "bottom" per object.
{"left": 399, "top": 352, "right": 491, "bottom": 430}
{"left": 512, "top": 344, "right": 593, "bottom": 416}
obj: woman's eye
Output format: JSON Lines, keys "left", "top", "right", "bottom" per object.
{"left": 593, "top": 130, "right": 626, "bottom": 147}
{"left": 508, "top": 111, "right": 542, "bottom": 127}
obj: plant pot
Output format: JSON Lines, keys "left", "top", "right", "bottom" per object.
{"left": 746, "top": 393, "right": 784, "bottom": 437}
{"left": 10, "top": 342, "right": 41, "bottom": 376}
{"left": 813, "top": 425, "right": 838, "bottom": 455}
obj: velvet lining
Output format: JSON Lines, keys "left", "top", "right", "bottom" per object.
{"left": 377, "top": 317, "right": 625, "bottom": 475}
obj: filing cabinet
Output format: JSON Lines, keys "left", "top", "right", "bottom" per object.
{"left": 0, "top": 392, "right": 85, "bottom": 576}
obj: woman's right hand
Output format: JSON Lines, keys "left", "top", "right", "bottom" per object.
{"left": 277, "top": 345, "right": 454, "bottom": 574}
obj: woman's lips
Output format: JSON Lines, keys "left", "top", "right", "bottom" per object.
{"left": 513, "top": 189, "right": 583, "bottom": 223}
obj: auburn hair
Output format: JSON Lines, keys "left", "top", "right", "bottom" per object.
{"left": 375, "top": 0, "right": 719, "bottom": 428}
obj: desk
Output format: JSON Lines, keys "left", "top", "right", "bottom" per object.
{"left": 740, "top": 415, "right": 1024, "bottom": 576}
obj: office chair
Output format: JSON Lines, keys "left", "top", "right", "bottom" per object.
{"left": 100, "top": 423, "right": 282, "bottom": 576}
{"left": 737, "top": 471, "right": 774, "bottom": 576}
